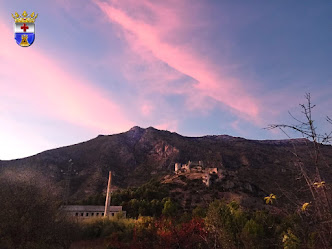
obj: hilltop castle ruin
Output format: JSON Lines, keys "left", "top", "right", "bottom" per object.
{"left": 174, "top": 161, "right": 219, "bottom": 187}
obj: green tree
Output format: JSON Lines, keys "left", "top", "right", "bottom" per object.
{"left": 162, "top": 199, "right": 177, "bottom": 217}
{"left": 241, "top": 219, "right": 264, "bottom": 249}
{"left": 282, "top": 229, "right": 300, "bottom": 249}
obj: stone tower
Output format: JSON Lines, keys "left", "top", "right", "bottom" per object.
{"left": 203, "top": 173, "right": 211, "bottom": 187}
{"left": 104, "top": 171, "right": 112, "bottom": 217}
{"left": 174, "top": 163, "right": 181, "bottom": 172}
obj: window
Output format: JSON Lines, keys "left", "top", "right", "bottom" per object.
{"left": 91, "top": 213, "right": 94, "bottom": 216}
{"left": 86, "top": 213, "right": 89, "bottom": 216}
{"left": 81, "top": 213, "right": 84, "bottom": 216}
{"left": 112, "top": 213, "right": 114, "bottom": 216}
{"left": 75, "top": 213, "right": 78, "bottom": 216}
{"left": 102, "top": 213, "right": 104, "bottom": 216}
{"left": 96, "top": 213, "right": 99, "bottom": 216}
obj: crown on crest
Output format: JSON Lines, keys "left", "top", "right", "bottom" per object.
{"left": 12, "top": 11, "right": 38, "bottom": 23}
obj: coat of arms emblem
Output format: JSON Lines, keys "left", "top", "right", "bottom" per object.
{"left": 12, "top": 11, "right": 38, "bottom": 47}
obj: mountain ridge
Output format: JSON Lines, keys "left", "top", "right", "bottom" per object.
{"left": 0, "top": 126, "right": 312, "bottom": 162}
{"left": 1, "top": 126, "right": 331, "bottom": 205}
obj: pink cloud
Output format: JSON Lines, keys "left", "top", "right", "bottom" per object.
{"left": 0, "top": 20, "right": 133, "bottom": 134}
{"left": 141, "top": 103, "right": 154, "bottom": 116}
{"left": 94, "top": 0, "right": 260, "bottom": 121}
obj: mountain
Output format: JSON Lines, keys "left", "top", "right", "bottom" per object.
{"left": 1, "top": 126, "right": 332, "bottom": 206}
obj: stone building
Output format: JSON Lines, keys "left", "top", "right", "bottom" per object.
{"left": 174, "top": 161, "right": 219, "bottom": 187}
{"left": 174, "top": 160, "right": 204, "bottom": 173}
{"left": 202, "top": 173, "right": 211, "bottom": 187}
{"left": 174, "top": 163, "right": 181, "bottom": 172}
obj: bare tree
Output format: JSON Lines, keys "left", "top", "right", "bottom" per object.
{"left": 266, "top": 93, "right": 332, "bottom": 248}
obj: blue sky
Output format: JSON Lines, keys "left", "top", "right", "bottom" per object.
{"left": 0, "top": 0, "right": 331, "bottom": 159}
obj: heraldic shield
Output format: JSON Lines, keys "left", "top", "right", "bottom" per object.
{"left": 15, "top": 23, "right": 35, "bottom": 47}
{"left": 12, "top": 11, "right": 38, "bottom": 47}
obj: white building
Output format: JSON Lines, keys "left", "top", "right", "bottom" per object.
{"left": 62, "top": 205, "right": 125, "bottom": 219}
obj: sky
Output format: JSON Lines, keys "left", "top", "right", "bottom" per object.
{"left": 0, "top": 0, "right": 331, "bottom": 160}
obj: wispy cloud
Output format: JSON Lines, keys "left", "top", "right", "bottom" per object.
{"left": 0, "top": 20, "right": 133, "bottom": 134}
{"left": 94, "top": 0, "right": 260, "bottom": 121}
{"left": 0, "top": 19, "right": 134, "bottom": 159}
